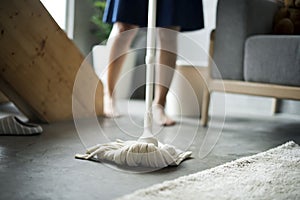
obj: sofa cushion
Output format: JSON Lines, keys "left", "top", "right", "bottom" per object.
{"left": 244, "top": 35, "right": 300, "bottom": 87}
{"left": 211, "top": 0, "right": 279, "bottom": 80}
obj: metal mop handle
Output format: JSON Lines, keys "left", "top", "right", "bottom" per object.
{"left": 139, "top": 0, "right": 158, "bottom": 145}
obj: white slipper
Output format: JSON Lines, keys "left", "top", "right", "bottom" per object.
{"left": 0, "top": 115, "right": 43, "bottom": 135}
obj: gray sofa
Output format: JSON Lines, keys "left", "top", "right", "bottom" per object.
{"left": 244, "top": 35, "right": 300, "bottom": 86}
{"left": 201, "top": 0, "right": 300, "bottom": 126}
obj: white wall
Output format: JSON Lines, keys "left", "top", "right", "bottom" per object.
{"left": 40, "top": 0, "right": 67, "bottom": 30}
{"left": 177, "top": 0, "right": 218, "bottom": 66}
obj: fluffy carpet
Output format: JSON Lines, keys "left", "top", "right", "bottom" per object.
{"left": 118, "top": 141, "right": 300, "bottom": 200}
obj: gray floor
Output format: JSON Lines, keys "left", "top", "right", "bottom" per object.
{"left": 0, "top": 100, "right": 300, "bottom": 200}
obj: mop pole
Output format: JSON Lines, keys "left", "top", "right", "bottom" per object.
{"left": 139, "top": 0, "right": 158, "bottom": 145}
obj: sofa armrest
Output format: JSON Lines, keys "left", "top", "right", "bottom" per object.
{"left": 244, "top": 35, "right": 300, "bottom": 87}
{"left": 212, "top": 0, "right": 281, "bottom": 80}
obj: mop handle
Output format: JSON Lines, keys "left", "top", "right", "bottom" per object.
{"left": 144, "top": 0, "right": 157, "bottom": 130}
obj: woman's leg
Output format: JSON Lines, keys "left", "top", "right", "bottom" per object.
{"left": 153, "top": 26, "right": 180, "bottom": 126}
{"left": 104, "top": 22, "right": 138, "bottom": 117}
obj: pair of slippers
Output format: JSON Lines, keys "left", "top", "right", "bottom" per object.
{"left": 0, "top": 115, "right": 43, "bottom": 136}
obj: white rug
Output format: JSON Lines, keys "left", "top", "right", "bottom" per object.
{"left": 118, "top": 141, "right": 300, "bottom": 200}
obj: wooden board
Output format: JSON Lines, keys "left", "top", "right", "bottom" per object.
{"left": 0, "top": 0, "right": 103, "bottom": 122}
{"left": 0, "top": 91, "right": 8, "bottom": 103}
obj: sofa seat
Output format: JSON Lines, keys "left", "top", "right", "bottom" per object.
{"left": 244, "top": 35, "right": 300, "bottom": 87}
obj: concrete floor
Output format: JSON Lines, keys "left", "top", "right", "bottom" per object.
{"left": 0, "top": 100, "right": 300, "bottom": 200}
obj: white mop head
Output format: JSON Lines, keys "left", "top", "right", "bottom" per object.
{"left": 75, "top": 139, "right": 192, "bottom": 168}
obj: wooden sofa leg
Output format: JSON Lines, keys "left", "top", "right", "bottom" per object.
{"left": 271, "top": 98, "right": 279, "bottom": 115}
{"left": 201, "top": 88, "right": 210, "bottom": 127}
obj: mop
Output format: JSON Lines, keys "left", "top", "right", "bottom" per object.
{"left": 75, "top": 0, "right": 192, "bottom": 168}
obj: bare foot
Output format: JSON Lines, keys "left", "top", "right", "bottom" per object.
{"left": 103, "top": 93, "right": 120, "bottom": 118}
{"left": 152, "top": 104, "right": 176, "bottom": 126}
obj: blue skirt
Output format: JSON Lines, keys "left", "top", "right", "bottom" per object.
{"left": 103, "top": 0, "right": 204, "bottom": 32}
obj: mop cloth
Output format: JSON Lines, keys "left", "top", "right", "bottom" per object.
{"left": 75, "top": 139, "right": 192, "bottom": 168}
